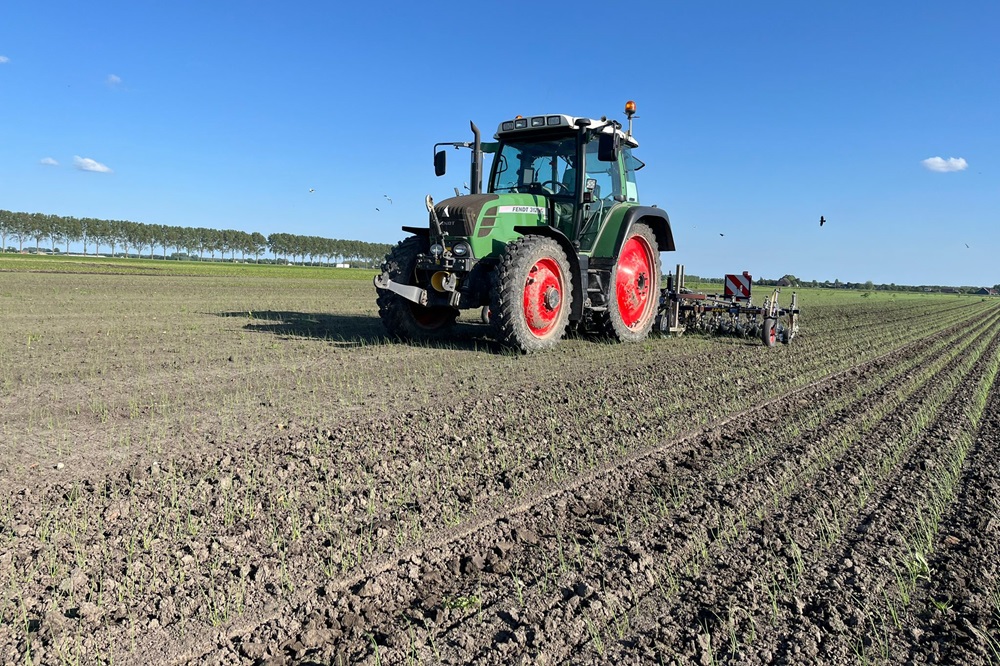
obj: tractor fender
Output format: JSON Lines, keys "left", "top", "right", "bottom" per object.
{"left": 614, "top": 207, "right": 676, "bottom": 255}
{"left": 512, "top": 225, "right": 585, "bottom": 321}
{"left": 401, "top": 226, "right": 430, "bottom": 238}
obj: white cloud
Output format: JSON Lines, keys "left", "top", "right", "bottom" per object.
{"left": 921, "top": 156, "right": 968, "bottom": 173}
{"left": 106, "top": 74, "right": 122, "bottom": 86}
{"left": 0, "top": 56, "right": 9, "bottom": 64}
{"left": 73, "top": 156, "right": 112, "bottom": 173}
{"left": 40, "top": 157, "right": 59, "bottom": 166}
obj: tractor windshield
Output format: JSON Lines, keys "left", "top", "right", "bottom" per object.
{"left": 490, "top": 137, "right": 578, "bottom": 197}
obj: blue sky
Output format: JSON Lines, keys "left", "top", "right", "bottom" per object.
{"left": 1, "top": 1, "right": 997, "bottom": 286}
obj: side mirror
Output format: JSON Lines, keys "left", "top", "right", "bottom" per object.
{"left": 434, "top": 150, "right": 447, "bottom": 177}
{"left": 597, "top": 133, "right": 618, "bottom": 162}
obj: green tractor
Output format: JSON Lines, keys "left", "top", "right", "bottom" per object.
{"left": 374, "top": 101, "right": 675, "bottom": 352}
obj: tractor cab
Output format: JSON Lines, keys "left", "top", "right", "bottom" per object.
{"left": 486, "top": 114, "right": 642, "bottom": 252}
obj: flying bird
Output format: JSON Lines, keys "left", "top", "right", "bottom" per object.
{"left": 820, "top": 216, "right": 826, "bottom": 227}
{"left": 719, "top": 233, "right": 725, "bottom": 237}
{"left": 375, "top": 207, "right": 380, "bottom": 212}
{"left": 309, "top": 188, "right": 315, "bottom": 193}
{"left": 965, "top": 243, "right": 970, "bottom": 248}
{"left": 384, "top": 194, "right": 392, "bottom": 205}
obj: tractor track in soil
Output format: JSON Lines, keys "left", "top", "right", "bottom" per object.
{"left": 170, "top": 305, "right": 1000, "bottom": 664}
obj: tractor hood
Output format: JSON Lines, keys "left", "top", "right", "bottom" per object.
{"left": 432, "top": 193, "right": 499, "bottom": 237}
{"left": 433, "top": 193, "right": 551, "bottom": 238}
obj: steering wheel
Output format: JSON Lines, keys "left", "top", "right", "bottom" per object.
{"left": 538, "top": 180, "right": 570, "bottom": 195}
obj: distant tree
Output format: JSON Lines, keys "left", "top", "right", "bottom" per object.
{"left": 48, "top": 214, "right": 67, "bottom": 251}
{"left": 250, "top": 232, "right": 266, "bottom": 263}
{"left": 152, "top": 224, "right": 173, "bottom": 259}
{"left": 0, "top": 210, "right": 12, "bottom": 250}
{"left": 29, "top": 212, "right": 50, "bottom": 251}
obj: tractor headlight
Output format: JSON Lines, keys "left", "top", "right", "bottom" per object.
{"left": 430, "top": 243, "right": 444, "bottom": 257}
{"left": 451, "top": 242, "right": 470, "bottom": 257}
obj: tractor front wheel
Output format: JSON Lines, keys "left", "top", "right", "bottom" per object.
{"left": 376, "top": 236, "right": 457, "bottom": 340}
{"left": 596, "top": 222, "right": 661, "bottom": 342}
{"left": 491, "top": 236, "right": 573, "bottom": 352}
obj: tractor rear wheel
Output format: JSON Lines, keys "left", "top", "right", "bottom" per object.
{"left": 596, "top": 222, "right": 661, "bottom": 342}
{"left": 376, "top": 236, "right": 458, "bottom": 340}
{"left": 491, "top": 236, "right": 572, "bottom": 352}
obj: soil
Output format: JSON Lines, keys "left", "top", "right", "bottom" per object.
{"left": 2, "top": 274, "right": 999, "bottom": 665}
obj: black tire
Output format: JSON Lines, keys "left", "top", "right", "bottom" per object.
{"left": 376, "top": 236, "right": 457, "bottom": 340}
{"left": 761, "top": 317, "right": 778, "bottom": 347}
{"left": 491, "top": 236, "right": 573, "bottom": 352}
{"left": 594, "top": 222, "right": 662, "bottom": 342}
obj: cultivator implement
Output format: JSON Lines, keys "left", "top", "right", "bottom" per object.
{"left": 656, "top": 265, "right": 799, "bottom": 346}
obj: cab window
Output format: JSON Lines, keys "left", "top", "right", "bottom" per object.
{"left": 623, "top": 148, "right": 643, "bottom": 203}
{"left": 585, "top": 140, "right": 621, "bottom": 201}
{"left": 491, "top": 138, "right": 577, "bottom": 196}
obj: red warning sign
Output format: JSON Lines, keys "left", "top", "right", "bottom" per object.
{"left": 724, "top": 272, "right": 752, "bottom": 299}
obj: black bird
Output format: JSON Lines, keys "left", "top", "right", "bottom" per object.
{"left": 719, "top": 233, "right": 725, "bottom": 237}
{"left": 375, "top": 207, "right": 380, "bottom": 212}
{"left": 820, "top": 216, "right": 826, "bottom": 227}
{"left": 965, "top": 243, "right": 970, "bottom": 248}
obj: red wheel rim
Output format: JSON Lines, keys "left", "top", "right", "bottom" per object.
{"left": 615, "top": 235, "right": 655, "bottom": 329}
{"left": 523, "top": 257, "right": 564, "bottom": 337}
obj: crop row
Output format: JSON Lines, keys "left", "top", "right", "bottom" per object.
{"left": 221, "top": 301, "right": 1000, "bottom": 663}
{"left": 442, "top": 304, "right": 998, "bottom": 663}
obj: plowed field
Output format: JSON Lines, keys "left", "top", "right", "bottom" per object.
{"left": 2, "top": 267, "right": 999, "bottom": 665}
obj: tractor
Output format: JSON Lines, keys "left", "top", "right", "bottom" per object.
{"left": 374, "top": 101, "right": 675, "bottom": 352}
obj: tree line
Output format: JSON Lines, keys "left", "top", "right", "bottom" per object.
{"left": 0, "top": 209, "right": 392, "bottom": 266}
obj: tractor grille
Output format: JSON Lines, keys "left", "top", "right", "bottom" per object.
{"left": 432, "top": 194, "right": 499, "bottom": 237}
{"left": 435, "top": 208, "right": 470, "bottom": 236}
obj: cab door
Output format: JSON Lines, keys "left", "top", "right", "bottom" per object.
{"left": 577, "top": 140, "right": 625, "bottom": 252}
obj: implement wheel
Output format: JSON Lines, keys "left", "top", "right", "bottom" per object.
{"left": 491, "top": 236, "right": 572, "bottom": 352}
{"left": 761, "top": 317, "right": 778, "bottom": 347}
{"left": 376, "top": 236, "right": 457, "bottom": 340}
{"left": 596, "top": 222, "right": 661, "bottom": 342}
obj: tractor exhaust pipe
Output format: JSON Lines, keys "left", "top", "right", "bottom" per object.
{"left": 470, "top": 121, "right": 482, "bottom": 195}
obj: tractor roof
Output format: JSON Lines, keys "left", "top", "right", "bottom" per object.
{"left": 494, "top": 114, "right": 638, "bottom": 148}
